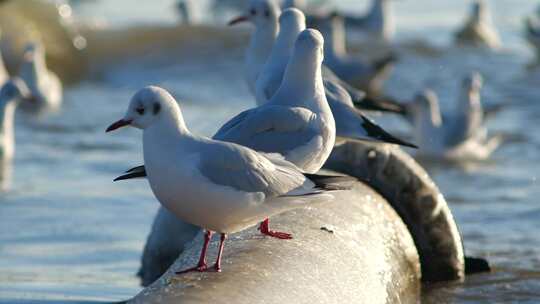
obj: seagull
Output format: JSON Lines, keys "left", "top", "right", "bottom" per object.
{"left": 18, "top": 42, "right": 63, "bottom": 113}
{"left": 454, "top": 0, "right": 501, "bottom": 50}
{"left": 228, "top": 0, "right": 281, "bottom": 95}
{"left": 319, "top": 13, "right": 396, "bottom": 94}
{"left": 255, "top": 8, "right": 415, "bottom": 147}
{"left": 106, "top": 86, "right": 350, "bottom": 273}
{"left": 409, "top": 73, "right": 501, "bottom": 160}
{"left": 0, "top": 78, "right": 30, "bottom": 162}
{"left": 343, "top": 0, "right": 395, "bottom": 43}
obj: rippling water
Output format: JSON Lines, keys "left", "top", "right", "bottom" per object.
{"left": 0, "top": 0, "right": 539, "bottom": 303}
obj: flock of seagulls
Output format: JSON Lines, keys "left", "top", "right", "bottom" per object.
{"left": 3, "top": 0, "right": 539, "bottom": 275}
{"left": 113, "top": 0, "right": 533, "bottom": 275}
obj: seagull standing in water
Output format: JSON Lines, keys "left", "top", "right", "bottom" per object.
{"left": 256, "top": 8, "right": 415, "bottom": 147}
{"left": 228, "top": 0, "right": 280, "bottom": 95}
{"left": 319, "top": 13, "right": 396, "bottom": 94}
{"left": 410, "top": 73, "right": 501, "bottom": 160}
{"left": 454, "top": 0, "right": 501, "bottom": 50}
{"left": 18, "top": 42, "right": 63, "bottom": 113}
{"left": 107, "top": 86, "right": 348, "bottom": 273}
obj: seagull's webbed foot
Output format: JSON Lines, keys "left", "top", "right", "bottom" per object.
{"left": 258, "top": 218, "right": 293, "bottom": 239}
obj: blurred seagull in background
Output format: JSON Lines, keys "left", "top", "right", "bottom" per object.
{"left": 343, "top": 0, "right": 395, "bottom": 43}
{"left": 319, "top": 13, "right": 396, "bottom": 95}
{"left": 19, "top": 42, "right": 63, "bottom": 113}
{"left": 106, "top": 86, "right": 349, "bottom": 273}
{"left": 256, "top": 8, "right": 415, "bottom": 147}
{"left": 228, "top": 0, "right": 280, "bottom": 95}
{"left": 409, "top": 72, "right": 501, "bottom": 160}
{"left": 0, "top": 78, "right": 30, "bottom": 162}
{"left": 454, "top": 0, "right": 501, "bottom": 50}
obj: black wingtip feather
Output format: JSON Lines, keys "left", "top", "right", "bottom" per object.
{"left": 125, "top": 165, "right": 146, "bottom": 173}
{"left": 114, "top": 170, "right": 147, "bottom": 182}
{"left": 354, "top": 95, "right": 409, "bottom": 116}
{"left": 304, "top": 173, "right": 356, "bottom": 191}
{"left": 360, "top": 115, "right": 419, "bottom": 149}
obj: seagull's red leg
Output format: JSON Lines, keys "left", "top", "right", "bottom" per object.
{"left": 258, "top": 218, "right": 292, "bottom": 239}
{"left": 176, "top": 230, "right": 213, "bottom": 274}
{"left": 213, "top": 233, "right": 227, "bottom": 272}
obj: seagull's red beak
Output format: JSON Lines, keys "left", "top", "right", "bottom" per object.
{"left": 106, "top": 119, "right": 132, "bottom": 132}
{"left": 228, "top": 15, "right": 248, "bottom": 26}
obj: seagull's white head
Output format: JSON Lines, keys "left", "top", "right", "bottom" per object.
{"left": 106, "top": 86, "right": 183, "bottom": 132}
{"left": 0, "top": 78, "right": 31, "bottom": 106}
{"left": 228, "top": 0, "right": 280, "bottom": 28}
{"left": 294, "top": 28, "right": 324, "bottom": 65}
{"left": 280, "top": 8, "right": 306, "bottom": 35}
{"left": 277, "top": 28, "right": 324, "bottom": 97}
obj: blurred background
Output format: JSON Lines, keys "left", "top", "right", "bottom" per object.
{"left": 0, "top": 0, "right": 539, "bottom": 303}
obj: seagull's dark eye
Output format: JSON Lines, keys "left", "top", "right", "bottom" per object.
{"left": 250, "top": 9, "right": 256, "bottom": 15}
{"left": 136, "top": 107, "right": 145, "bottom": 115}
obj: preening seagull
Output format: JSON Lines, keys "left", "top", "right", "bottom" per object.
{"left": 106, "top": 86, "right": 349, "bottom": 273}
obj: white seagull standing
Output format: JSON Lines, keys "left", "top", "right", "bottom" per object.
{"left": 410, "top": 72, "right": 501, "bottom": 160}
{"left": 106, "top": 86, "right": 348, "bottom": 273}
{"left": 320, "top": 13, "right": 396, "bottom": 94}
{"left": 0, "top": 78, "right": 30, "bottom": 162}
{"left": 228, "top": 0, "right": 280, "bottom": 95}
{"left": 454, "top": 0, "right": 501, "bottom": 50}
{"left": 256, "top": 8, "right": 415, "bottom": 147}
{"left": 18, "top": 42, "right": 63, "bottom": 113}
{"left": 344, "top": 0, "right": 395, "bottom": 43}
